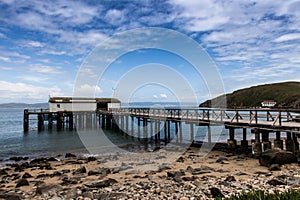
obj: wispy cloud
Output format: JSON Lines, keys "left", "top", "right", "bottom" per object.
{"left": 0, "top": 32, "right": 6, "bottom": 38}
{"left": 20, "top": 40, "right": 45, "bottom": 48}
{"left": 274, "top": 33, "right": 300, "bottom": 42}
{"left": 29, "top": 64, "right": 64, "bottom": 74}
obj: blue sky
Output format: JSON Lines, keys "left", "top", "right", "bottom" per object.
{"left": 0, "top": 0, "right": 299, "bottom": 104}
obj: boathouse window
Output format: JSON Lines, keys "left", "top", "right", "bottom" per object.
{"left": 57, "top": 104, "right": 60, "bottom": 108}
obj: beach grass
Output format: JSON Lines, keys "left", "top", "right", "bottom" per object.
{"left": 219, "top": 189, "right": 300, "bottom": 200}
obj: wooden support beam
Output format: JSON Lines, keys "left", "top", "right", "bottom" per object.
{"left": 207, "top": 125, "right": 212, "bottom": 145}
{"left": 131, "top": 116, "right": 134, "bottom": 137}
{"left": 190, "top": 124, "right": 194, "bottom": 142}
{"left": 48, "top": 113, "right": 53, "bottom": 130}
{"left": 274, "top": 131, "right": 283, "bottom": 150}
{"left": 241, "top": 128, "right": 248, "bottom": 150}
{"left": 23, "top": 109, "right": 29, "bottom": 132}
{"left": 68, "top": 113, "right": 73, "bottom": 131}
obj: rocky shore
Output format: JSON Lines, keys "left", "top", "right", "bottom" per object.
{"left": 1, "top": 145, "right": 300, "bottom": 200}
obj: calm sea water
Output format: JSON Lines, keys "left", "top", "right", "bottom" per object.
{"left": 0, "top": 107, "right": 254, "bottom": 163}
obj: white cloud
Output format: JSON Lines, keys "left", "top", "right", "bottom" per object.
{"left": 0, "top": 80, "right": 62, "bottom": 103}
{"left": 0, "top": 66, "right": 13, "bottom": 70}
{"left": 18, "top": 75, "right": 48, "bottom": 83}
{"left": 160, "top": 94, "right": 167, "bottom": 99}
{"left": 40, "top": 50, "right": 67, "bottom": 55}
{"left": 29, "top": 64, "right": 63, "bottom": 74}
{"left": 153, "top": 94, "right": 158, "bottom": 99}
{"left": 0, "top": 56, "right": 11, "bottom": 62}
{"left": 0, "top": 50, "right": 30, "bottom": 63}
{"left": 274, "top": 33, "right": 300, "bottom": 42}
{"left": 0, "top": 0, "right": 100, "bottom": 33}
{"left": 57, "top": 30, "right": 107, "bottom": 49}
{"left": 0, "top": 32, "right": 6, "bottom": 38}
{"left": 105, "top": 9, "right": 125, "bottom": 25}
{"left": 23, "top": 40, "right": 45, "bottom": 48}
{"left": 169, "top": 0, "right": 229, "bottom": 31}
{"left": 74, "top": 84, "right": 102, "bottom": 97}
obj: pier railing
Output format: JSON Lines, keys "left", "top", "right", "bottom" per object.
{"left": 101, "top": 108, "right": 300, "bottom": 128}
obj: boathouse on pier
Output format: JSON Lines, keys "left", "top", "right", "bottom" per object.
{"left": 48, "top": 97, "right": 121, "bottom": 112}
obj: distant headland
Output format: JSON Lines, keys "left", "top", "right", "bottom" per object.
{"left": 0, "top": 103, "right": 48, "bottom": 108}
{"left": 200, "top": 81, "right": 300, "bottom": 109}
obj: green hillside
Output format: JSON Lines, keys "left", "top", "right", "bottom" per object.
{"left": 200, "top": 82, "right": 300, "bottom": 109}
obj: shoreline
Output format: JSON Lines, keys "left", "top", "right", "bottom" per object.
{"left": 1, "top": 143, "right": 300, "bottom": 199}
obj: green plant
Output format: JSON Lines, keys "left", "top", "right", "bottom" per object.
{"left": 216, "top": 189, "right": 300, "bottom": 200}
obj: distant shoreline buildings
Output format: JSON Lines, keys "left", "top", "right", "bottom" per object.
{"left": 261, "top": 100, "right": 276, "bottom": 108}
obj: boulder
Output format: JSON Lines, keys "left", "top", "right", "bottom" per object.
{"left": 87, "top": 156, "right": 97, "bottom": 162}
{"left": 73, "top": 166, "right": 86, "bottom": 174}
{"left": 47, "top": 157, "right": 59, "bottom": 162}
{"left": 225, "top": 175, "right": 236, "bottom": 182}
{"left": 209, "top": 187, "right": 224, "bottom": 198}
{"left": 30, "top": 157, "right": 47, "bottom": 164}
{"left": 259, "top": 150, "right": 297, "bottom": 167}
{"left": 65, "top": 153, "right": 76, "bottom": 158}
{"left": 22, "top": 172, "right": 33, "bottom": 179}
{"left": 15, "top": 179, "right": 29, "bottom": 188}
{"left": 0, "top": 169, "right": 8, "bottom": 175}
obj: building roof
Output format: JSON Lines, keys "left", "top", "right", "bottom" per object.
{"left": 262, "top": 100, "right": 276, "bottom": 102}
{"left": 49, "top": 97, "right": 121, "bottom": 103}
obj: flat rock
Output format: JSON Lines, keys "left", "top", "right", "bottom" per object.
{"left": 88, "top": 170, "right": 100, "bottom": 176}
{"left": 0, "top": 192, "right": 22, "bottom": 200}
{"left": 216, "top": 157, "right": 229, "bottom": 163}
{"left": 267, "top": 179, "right": 286, "bottom": 186}
{"left": 94, "top": 192, "right": 127, "bottom": 200}
{"left": 269, "top": 164, "right": 281, "bottom": 171}
{"left": 86, "top": 178, "right": 118, "bottom": 188}
{"left": 182, "top": 176, "right": 198, "bottom": 181}
{"left": 30, "top": 157, "right": 48, "bottom": 164}
{"left": 125, "top": 170, "right": 140, "bottom": 175}
{"left": 167, "top": 171, "right": 185, "bottom": 178}
{"left": 9, "top": 156, "right": 29, "bottom": 162}
{"left": 36, "top": 183, "right": 63, "bottom": 195}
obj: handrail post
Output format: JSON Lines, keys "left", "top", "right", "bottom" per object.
{"left": 255, "top": 110, "right": 258, "bottom": 124}
{"left": 279, "top": 111, "right": 281, "bottom": 126}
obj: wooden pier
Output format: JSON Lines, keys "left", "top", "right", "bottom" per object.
{"left": 24, "top": 107, "right": 300, "bottom": 154}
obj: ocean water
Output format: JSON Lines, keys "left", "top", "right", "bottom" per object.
{"left": 0, "top": 107, "right": 254, "bottom": 163}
